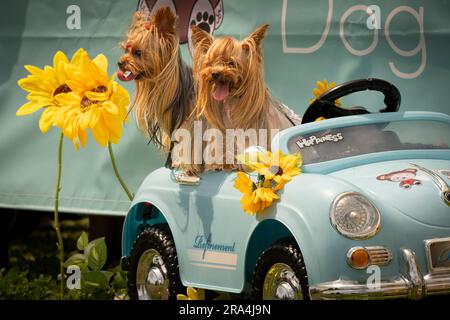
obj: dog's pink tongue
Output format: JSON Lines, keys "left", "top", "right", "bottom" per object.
{"left": 213, "top": 82, "right": 229, "bottom": 101}
{"left": 117, "top": 69, "right": 136, "bottom": 82}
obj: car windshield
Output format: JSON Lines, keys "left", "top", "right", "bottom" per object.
{"left": 288, "top": 120, "right": 450, "bottom": 164}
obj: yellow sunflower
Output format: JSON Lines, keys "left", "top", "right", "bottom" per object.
{"left": 52, "top": 50, "right": 130, "bottom": 149}
{"left": 234, "top": 172, "right": 255, "bottom": 195}
{"left": 241, "top": 186, "right": 280, "bottom": 215}
{"left": 255, "top": 150, "right": 302, "bottom": 191}
{"left": 310, "top": 79, "right": 342, "bottom": 107}
{"left": 16, "top": 51, "right": 74, "bottom": 133}
{"left": 177, "top": 287, "right": 205, "bottom": 300}
{"left": 235, "top": 172, "right": 279, "bottom": 215}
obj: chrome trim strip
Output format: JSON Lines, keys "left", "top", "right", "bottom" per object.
{"left": 309, "top": 278, "right": 409, "bottom": 300}
{"left": 424, "top": 273, "right": 450, "bottom": 296}
{"left": 411, "top": 163, "right": 450, "bottom": 206}
{"left": 309, "top": 248, "right": 450, "bottom": 300}
{"left": 400, "top": 248, "right": 425, "bottom": 300}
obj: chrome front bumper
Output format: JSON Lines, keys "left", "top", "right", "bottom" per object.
{"left": 309, "top": 248, "right": 450, "bottom": 300}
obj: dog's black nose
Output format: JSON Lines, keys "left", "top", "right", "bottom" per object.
{"left": 118, "top": 61, "right": 125, "bottom": 68}
{"left": 212, "top": 72, "right": 220, "bottom": 80}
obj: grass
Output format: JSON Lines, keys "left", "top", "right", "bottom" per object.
{"left": 1, "top": 212, "right": 89, "bottom": 299}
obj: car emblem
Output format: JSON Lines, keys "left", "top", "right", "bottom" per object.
{"left": 410, "top": 163, "right": 450, "bottom": 206}
{"left": 444, "top": 191, "right": 450, "bottom": 205}
{"left": 439, "top": 170, "right": 450, "bottom": 179}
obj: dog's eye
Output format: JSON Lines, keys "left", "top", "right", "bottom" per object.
{"left": 228, "top": 61, "right": 236, "bottom": 67}
{"left": 134, "top": 50, "right": 142, "bottom": 58}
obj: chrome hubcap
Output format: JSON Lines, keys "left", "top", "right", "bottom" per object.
{"left": 263, "top": 263, "right": 303, "bottom": 300}
{"left": 136, "top": 249, "right": 169, "bottom": 300}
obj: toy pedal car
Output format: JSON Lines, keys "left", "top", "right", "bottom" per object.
{"left": 121, "top": 79, "right": 450, "bottom": 300}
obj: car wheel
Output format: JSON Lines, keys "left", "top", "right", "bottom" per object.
{"left": 251, "top": 239, "right": 309, "bottom": 300}
{"left": 128, "top": 225, "right": 183, "bottom": 300}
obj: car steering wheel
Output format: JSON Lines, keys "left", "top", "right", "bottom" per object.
{"left": 301, "top": 78, "right": 401, "bottom": 124}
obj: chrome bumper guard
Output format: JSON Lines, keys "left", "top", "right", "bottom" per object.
{"left": 309, "top": 248, "right": 450, "bottom": 300}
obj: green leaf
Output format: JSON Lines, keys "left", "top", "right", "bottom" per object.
{"left": 112, "top": 272, "right": 128, "bottom": 289}
{"left": 101, "top": 270, "right": 114, "bottom": 282}
{"left": 63, "top": 253, "right": 87, "bottom": 268}
{"left": 82, "top": 271, "right": 109, "bottom": 291}
{"left": 77, "top": 232, "right": 89, "bottom": 251}
{"left": 85, "top": 238, "right": 107, "bottom": 271}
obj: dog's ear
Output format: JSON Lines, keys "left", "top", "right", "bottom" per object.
{"left": 246, "top": 24, "right": 269, "bottom": 47}
{"left": 152, "top": 6, "right": 177, "bottom": 35}
{"left": 191, "top": 25, "right": 213, "bottom": 52}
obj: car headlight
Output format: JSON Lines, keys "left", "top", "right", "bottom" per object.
{"left": 330, "top": 192, "right": 381, "bottom": 239}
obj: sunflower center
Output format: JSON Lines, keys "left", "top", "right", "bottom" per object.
{"left": 80, "top": 85, "right": 108, "bottom": 109}
{"left": 269, "top": 165, "right": 283, "bottom": 176}
{"left": 93, "top": 85, "right": 108, "bottom": 93}
{"left": 53, "top": 84, "right": 71, "bottom": 96}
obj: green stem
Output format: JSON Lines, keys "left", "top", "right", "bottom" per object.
{"left": 108, "top": 142, "right": 134, "bottom": 201}
{"left": 54, "top": 133, "right": 65, "bottom": 300}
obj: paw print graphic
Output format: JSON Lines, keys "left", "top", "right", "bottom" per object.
{"left": 136, "top": 0, "right": 224, "bottom": 46}
{"left": 191, "top": 11, "right": 215, "bottom": 34}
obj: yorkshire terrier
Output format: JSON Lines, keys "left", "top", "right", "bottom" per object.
{"left": 190, "top": 24, "right": 301, "bottom": 170}
{"left": 118, "top": 6, "right": 201, "bottom": 176}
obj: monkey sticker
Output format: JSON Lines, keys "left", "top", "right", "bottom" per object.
{"left": 376, "top": 168, "right": 422, "bottom": 189}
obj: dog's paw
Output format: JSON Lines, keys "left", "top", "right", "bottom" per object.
{"left": 190, "top": 11, "right": 215, "bottom": 34}
{"left": 175, "top": 171, "right": 201, "bottom": 186}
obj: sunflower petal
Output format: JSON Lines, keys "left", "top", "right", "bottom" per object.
{"left": 92, "top": 54, "right": 109, "bottom": 84}
{"left": 101, "top": 101, "right": 119, "bottom": 115}
{"left": 317, "top": 81, "right": 325, "bottom": 92}
{"left": 38, "top": 107, "right": 56, "bottom": 133}
{"left": 313, "top": 88, "right": 321, "bottom": 97}
{"left": 101, "top": 111, "right": 123, "bottom": 139}
{"left": 90, "top": 120, "right": 108, "bottom": 147}
{"left": 24, "top": 65, "right": 44, "bottom": 76}
{"left": 85, "top": 90, "right": 108, "bottom": 102}
{"left": 16, "top": 101, "right": 48, "bottom": 116}
{"left": 273, "top": 181, "right": 286, "bottom": 191}
{"left": 187, "top": 287, "right": 198, "bottom": 300}
{"left": 70, "top": 48, "right": 87, "bottom": 66}
{"left": 54, "top": 92, "right": 81, "bottom": 107}
{"left": 93, "top": 54, "right": 108, "bottom": 72}
{"left": 89, "top": 108, "right": 100, "bottom": 128}
{"left": 53, "top": 51, "right": 69, "bottom": 70}
{"left": 79, "top": 111, "right": 92, "bottom": 130}
{"left": 197, "top": 288, "right": 205, "bottom": 300}
{"left": 27, "top": 91, "right": 52, "bottom": 102}
{"left": 77, "top": 128, "right": 88, "bottom": 148}
{"left": 18, "top": 76, "right": 50, "bottom": 93}
{"left": 53, "top": 51, "right": 69, "bottom": 68}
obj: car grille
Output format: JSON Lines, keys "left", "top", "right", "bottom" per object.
{"left": 366, "top": 246, "right": 393, "bottom": 266}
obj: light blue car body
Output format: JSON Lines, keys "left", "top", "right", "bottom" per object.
{"left": 122, "top": 111, "right": 450, "bottom": 295}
